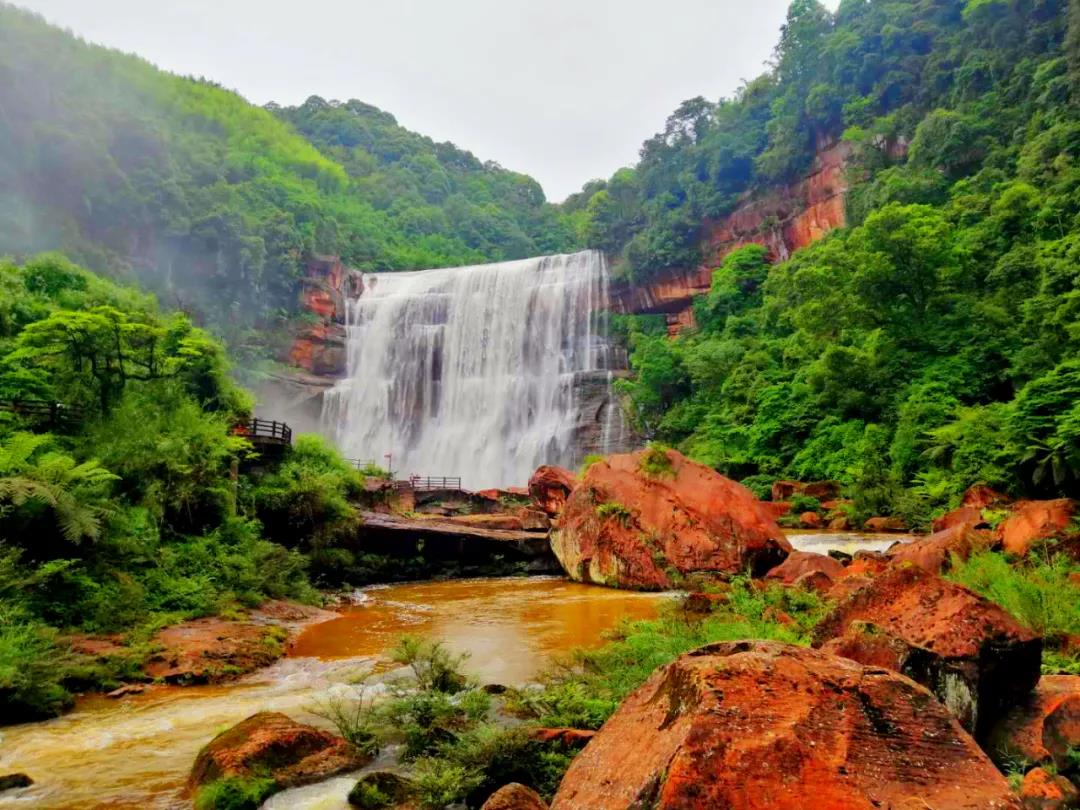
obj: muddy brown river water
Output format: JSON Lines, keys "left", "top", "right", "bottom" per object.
{"left": 0, "top": 577, "right": 665, "bottom": 810}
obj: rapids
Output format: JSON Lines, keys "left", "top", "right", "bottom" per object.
{"left": 321, "top": 251, "right": 626, "bottom": 489}
{"left": 0, "top": 578, "right": 663, "bottom": 810}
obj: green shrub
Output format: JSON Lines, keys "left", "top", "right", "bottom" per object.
{"left": 0, "top": 604, "right": 72, "bottom": 721}
{"left": 579, "top": 454, "right": 605, "bottom": 475}
{"left": 638, "top": 445, "right": 675, "bottom": 479}
{"left": 391, "top": 635, "right": 472, "bottom": 694}
{"left": 411, "top": 758, "right": 483, "bottom": 809}
{"left": 193, "top": 776, "right": 276, "bottom": 810}
{"left": 311, "top": 688, "right": 382, "bottom": 757}
{"left": 789, "top": 494, "right": 822, "bottom": 514}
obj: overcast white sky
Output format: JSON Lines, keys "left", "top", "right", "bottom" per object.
{"left": 15, "top": 0, "right": 839, "bottom": 201}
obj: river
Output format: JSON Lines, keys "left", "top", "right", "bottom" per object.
{"left": 0, "top": 578, "right": 665, "bottom": 810}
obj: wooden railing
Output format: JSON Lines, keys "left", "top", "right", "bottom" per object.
{"left": 233, "top": 418, "right": 292, "bottom": 446}
{"left": 0, "top": 400, "right": 85, "bottom": 430}
{"left": 408, "top": 475, "right": 463, "bottom": 491}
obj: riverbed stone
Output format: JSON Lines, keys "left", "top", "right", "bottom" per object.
{"left": 1019, "top": 768, "right": 1080, "bottom": 809}
{"left": 0, "top": 774, "right": 32, "bottom": 792}
{"left": 189, "top": 711, "right": 367, "bottom": 795}
{"left": 550, "top": 640, "right": 1020, "bottom": 809}
{"left": 550, "top": 448, "right": 790, "bottom": 590}
{"left": 480, "top": 783, "right": 548, "bottom": 810}
{"left": 348, "top": 771, "right": 418, "bottom": 808}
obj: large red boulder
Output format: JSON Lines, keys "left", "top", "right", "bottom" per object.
{"left": 799, "top": 511, "right": 822, "bottom": 528}
{"left": 528, "top": 466, "right": 578, "bottom": 517}
{"left": 550, "top": 641, "right": 1020, "bottom": 810}
{"left": 814, "top": 564, "right": 1042, "bottom": 736}
{"left": 189, "top": 712, "right": 366, "bottom": 795}
{"left": 550, "top": 449, "right": 790, "bottom": 590}
{"left": 998, "top": 500, "right": 1076, "bottom": 556}
{"left": 764, "top": 551, "right": 846, "bottom": 586}
{"left": 887, "top": 523, "right": 996, "bottom": 573}
{"left": 988, "top": 675, "right": 1080, "bottom": 772}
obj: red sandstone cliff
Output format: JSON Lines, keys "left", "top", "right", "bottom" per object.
{"left": 611, "top": 141, "right": 853, "bottom": 335}
{"left": 286, "top": 255, "right": 363, "bottom": 377}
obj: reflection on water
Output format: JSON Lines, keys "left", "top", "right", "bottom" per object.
{"left": 786, "top": 531, "right": 911, "bottom": 556}
{"left": 0, "top": 577, "right": 663, "bottom": 810}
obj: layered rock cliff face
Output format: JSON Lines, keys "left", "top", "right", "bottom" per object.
{"left": 259, "top": 256, "right": 364, "bottom": 434}
{"left": 610, "top": 141, "right": 852, "bottom": 335}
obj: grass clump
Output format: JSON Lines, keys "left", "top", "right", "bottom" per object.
{"left": 638, "top": 445, "right": 675, "bottom": 479}
{"left": 948, "top": 549, "right": 1080, "bottom": 672}
{"left": 194, "top": 776, "right": 276, "bottom": 810}
{"left": 595, "top": 501, "right": 633, "bottom": 527}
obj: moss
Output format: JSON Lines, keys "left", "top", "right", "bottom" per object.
{"left": 596, "top": 501, "right": 634, "bottom": 526}
{"left": 194, "top": 776, "right": 276, "bottom": 810}
{"left": 638, "top": 445, "right": 675, "bottom": 479}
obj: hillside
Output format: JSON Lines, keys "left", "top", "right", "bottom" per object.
{"left": 595, "top": 0, "right": 1080, "bottom": 523}
{"left": 0, "top": 4, "right": 576, "bottom": 337}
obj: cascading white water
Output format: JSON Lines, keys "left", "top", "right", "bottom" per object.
{"left": 321, "top": 250, "right": 618, "bottom": 489}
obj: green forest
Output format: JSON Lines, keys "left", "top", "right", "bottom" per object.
{"left": 609, "top": 0, "right": 1080, "bottom": 526}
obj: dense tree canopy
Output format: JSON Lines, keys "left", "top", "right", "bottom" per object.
{"left": 615, "top": 0, "right": 1080, "bottom": 524}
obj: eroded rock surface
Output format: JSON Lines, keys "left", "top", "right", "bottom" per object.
{"left": 551, "top": 641, "right": 1019, "bottom": 809}
{"left": 528, "top": 465, "right": 578, "bottom": 518}
{"left": 813, "top": 564, "right": 1042, "bottom": 735}
{"left": 550, "top": 449, "right": 790, "bottom": 590}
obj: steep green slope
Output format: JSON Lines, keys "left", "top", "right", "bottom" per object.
{"left": 272, "top": 97, "right": 576, "bottom": 262}
{"left": 0, "top": 4, "right": 575, "bottom": 333}
{"left": 613, "top": 0, "right": 1080, "bottom": 523}
{"left": 574, "top": 0, "right": 1065, "bottom": 281}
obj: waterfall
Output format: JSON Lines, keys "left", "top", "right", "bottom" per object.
{"left": 321, "top": 250, "right": 622, "bottom": 489}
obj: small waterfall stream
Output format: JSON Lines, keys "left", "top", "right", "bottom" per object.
{"left": 321, "top": 250, "right": 627, "bottom": 488}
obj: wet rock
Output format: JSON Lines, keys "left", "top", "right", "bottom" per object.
{"left": 348, "top": 771, "right": 417, "bottom": 808}
{"left": 145, "top": 619, "right": 286, "bottom": 684}
{"left": 550, "top": 640, "right": 1020, "bottom": 810}
{"left": 550, "top": 449, "right": 790, "bottom": 590}
{"left": 792, "top": 569, "right": 834, "bottom": 594}
{"left": 933, "top": 505, "right": 988, "bottom": 533}
{"left": 481, "top": 783, "right": 547, "bottom": 810}
{"left": 106, "top": 684, "right": 147, "bottom": 699}
{"left": 528, "top": 466, "right": 577, "bottom": 517}
{"left": 813, "top": 564, "right": 1042, "bottom": 736}
{"left": 864, "top": 516, "right": 908, "bottom": 532}
{"left": 799, "top": 511, "right": 822, "bottom": 528}
{"left": 518, "top": 509, "right": 551, "bottom": 531}
{"left": 189, "top": 711, "right": 367, "bottom": 795}
{"left": 770, "top": 479, "right": 841, "bottom": 502}
{"left": 988, "top": 675, "right": 1080, "bottom": 772}
{"left": 764, "top": 550, "right": 845, "bottom": 586}
{"left": 887, "top": 523, "right": 996, "bottom": 573}
{"left": 531, "top": 727, "right": 596, "bottom": 750}
{"left": 0, "top": 774, "right": 32, "bottom": 792}
{"left": 998, "top": 500, "right": 1076, "bottom": 557}
{"left": 964, "top": 485, "right": 1012, "bottom": 510}
{"left": 759, "top": 500, "right": 792, "bottom": 520}
{"left": 828, "top": 549, "right": 853, "bottom": 564}
{"left": 1019, "top": 768, "right": 1080, "bottom": 809}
